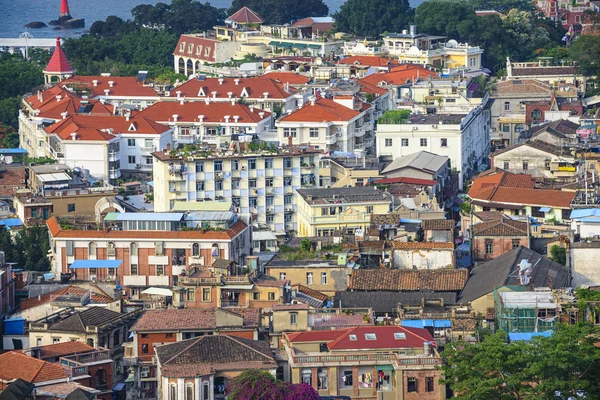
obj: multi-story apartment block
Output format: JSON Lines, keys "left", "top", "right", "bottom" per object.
{"left": 283, "top": 326, "right": 444, "bottom": 399}
{"left": 274, "top": 96, "right": 375, "bottom": 153}
{"left": 152, "top": 146, "right": 321, "bottom": 234}
{"left": 397, "top": 78, "right": 488, "bottom": 114}
{"left": 45, "top": 212, "right": 251, "bottom": 297}
{"left": 136, "top": 100, "right": 273, "bottom": 147}
{"left": 383, "top": 25, "right": 483, "bottom": 73}
{"left": 295, "top": 187, "right": 392, "bottom": 237}
{"left": 376, "top": 107, "right": 491, "bottom": 189}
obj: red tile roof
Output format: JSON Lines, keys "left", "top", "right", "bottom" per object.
{"left": 359, "top": 65, "right": 436, "bottom": 86}
{"left": 338, "top": 56, "right": 392, "bottom": 67}
{"left": 45, "top": 38, "right": 74, "bottom": 74}
{"left": 279, "top": 97, "right": 366, "bottom": 123}
{"left": 357, "top": 82, "right": 389, "bottom": 96}
{"left": 260, "top": 72, "right": 310, "bottom": 85}
{"left": 46, "top": 216, "right": 248, "bottom": 241}
{"left": 132, "top": 308, "right": 259, "bottom": 331}
{"left": 19, "top": 286, "right": 112, "bottom": 311}
{"left": 285, "top": 329, "right": 350, "bottom": 342}
{"left": 350, "top": 269, "right": 469, "bottom": 291}
{"left": 24, "top": 87, "right": 114, "bottom": 120}
{"left": 61, "top": 76, "right": 158, "bottom": 98}
{"left": 0, "top": 352, "right": 67, "bottom": 383}
{"left": 38, "top": 341, "right": 96, "bottom": 359}
{"left": 291, "top": 17, "right": 335, "bottom": 32}
{"left": 227, "top": 6, "right": 263, "bottom": 24}
{"left": 473, "top": 219, "right": 528, "bottom": 236}
{"left": 171, "top": 77, "right": 293, "bottom": 99}
{"left": 468, "top": 170, "right": 535, "bottom": 200}
{"left": 173, "top": 35, "right": 220, "bottom": 62}
{"left": 45, "top": 114, "right": 170, "bottom": 141}
{"left": 136, "top": 101, "right": 270, "bottom": 124}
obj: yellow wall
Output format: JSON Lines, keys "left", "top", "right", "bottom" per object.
{"left": 266, "top": 267, "right": 348, "bottom": 295}
{"left": 272, "top": 309, "right": 309, "bottom": 333}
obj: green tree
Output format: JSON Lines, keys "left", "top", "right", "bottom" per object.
{"left": 334, "top": 0, "right": 413, "bottom": 36}
{"left": 377, "top": 109, "right": 411, "bottom": 124}
{"left": 300, "top": 238, "right": 312, "bottom": 252}
{"left": 550, "top": 245, "right": 566, "bottom": 265}
{"left": 228, "top": 0, "right": 328, "bottom": 25}
{"left": 0, "top": 225, "right": 50, "bottom": 271}
{"left": 569, "top": 34, "right": 600, "bottom": 77}
{"left": 132, "top": 0, "right": 226, "bottom": 35}
{"left": 0, "top": 123, "right": 20, "bottom": 148}
{"left": 501, "top": 9, "right": 552, "bottom": 61}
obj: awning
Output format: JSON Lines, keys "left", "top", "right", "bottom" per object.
{"left": 539, "top": 207, "right": 551, "bottom": 213}
{"left": 508, "top": 331, "right": 552, "bottom": 342}
{"left": 376, "top": 365, "right": 394, "bottom": 371}
{"left": 253, "top": 231, "right": 277, "bottom": 241}
{"left": 401, "top": 319, "right": 451, "bottom": 329}
{"left": 308, "top": 44, "right": 321, "bottom": 49}
{"left": 268, "top": 41, "right": 280, "bottom": 46}
{"left": 433, "top": 320, "right": 452, "bottom": 328}
{"left": 69, "top": 260, "right": 122, "bottom": 269}
{"left": 293, "top": 43, "right": 308, "bottom": 49}
{"left": 277, "top": 42, "right": 293, "bottom": 48}
{"left": 142, "top": 287, "right": 173, "bottom": 296}
{"left": 112, "top": 382, "right": 126, "bottom": 392}
{"left": 124, "top": 374, "right": 134, "bottom": 383}
{"left": 104, "top": 212, "right": 121, "bottom": 221}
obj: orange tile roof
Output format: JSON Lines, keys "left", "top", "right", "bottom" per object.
{"left": 46, "top": 216, "right": 248, "bottom": 240}
{"left": 19, "top": 285, "right": 112, "bottom": 311}
{"left": 358, "top": 82, "right": 389, "bottom": 96}
{"left": 359, "top": 65, "right": 437, "bottom": 86}
{"left": 0, "top": 352, "right": 67, "bottom": 383}
{"left": 227, "top": 6, "right": 263, "bottom": 24}
{"left": 171, "top": 77, "right": 292, "bottom": 99}
{"left": 61, "top": 76, "right": 158, "bottom": 98}
{"left": 45, "top": 114, "right": 170, "bottom": 141}
{"left": 39, "top": 341, "right": 95, "bottom": 359}
{"left": 350, "top": 269, "right": 469, "bottom": 291}
{"left": 260, "top": 72, "right": 310, "bottom": 85}
{"left": 468, "top": 170, "right": 535, "bottom": 200}
{"left": 279, "top": 97, "right": 366, "bottom": 123}
{"left": 136, "top": 101, "right": 270, "bottom": 124}
{"left": 338, "top": 56, "right": 392, "bottom": 67}
{"left": 25, "top": 87, "right": 114, "bottom": 120}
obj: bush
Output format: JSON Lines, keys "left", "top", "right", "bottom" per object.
{"left": 226, "top": 370, "right": 320, "bottom": 400}
{"left": 377, "top": 109, "right": 411, "bottom": 124}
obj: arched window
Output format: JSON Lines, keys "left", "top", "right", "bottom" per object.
{"left": 195, "top": 61, "right": 201, "bottom": 72}
{"left": 211, "top": 243, "right": 219, "bottom": 259}
{"left": 186, "top": 384, "right": 194, "bottom": 400}
{"left": 170, "top": 385, "right": 177, "bottom": 400}
{"left": 130, "top": 242, "right": 138, "bottom": 256}
{"left": 575, "top": 15, "right": 581, "bottom": 23}
{"left": 95, "top": 369, "right": 107, "bottom": 388}
{"left": 531, "top": 109, "right": 542, "bottom": 121}
{"left": 192, "top": 243, "right": 200, "bottom": 257}
{"left": 87, "top": 338, "right": 94, "bottom": 347}
{"left": 186, "top": 59, "right": 193, "bottom": 74}
{"left": 178, "top": 58, "right": 185, "bottom": 74}
{"left": 113, "top": 329, "right": 120, "bottom": 346}
{"left": 88, "top": 242, "right": 97, "bottom": 257}
{"left": 107, "top": 241, "right": 115, "bottom": 256}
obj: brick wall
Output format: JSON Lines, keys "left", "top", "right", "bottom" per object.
{"left": 403, "top": 370, "right": 442, "bottom": 400}
{"left": 0, "top": 166, "right": 25, "bottom": 197}
{"left": 137, "top": 333, "right": 177, "bottom": 361}
{"left": 473, "top": 236, "right": 528, "bottom": 262}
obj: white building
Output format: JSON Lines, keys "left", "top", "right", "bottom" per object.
{"left": 376, "top": 106, "right": 491, "bottom": 189}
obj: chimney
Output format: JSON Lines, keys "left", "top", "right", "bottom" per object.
{"left": 37, "top": 90, "right": 41, "bottom": 102}
{"left": 92, "top": 80, "right": 98, "bottom": 86}
{"left": 56, "top": 95, "right": 62, "bottom": 102}
{"left": 198, "top": 115, "right": 205, "bottom": 123}
{"left": 204, "top": 98, "right": 211, "bottom": 105}
{"left": 410, "top": 25, "right": 417, "bottom": 37}
{"left": 310, "top": 98, "right": 316, "bottom": 106}
{"left": 212, "top": 91, "right": 217, "bottom": 99}
{"left": 166, "top": 143, "right": 171, "bottom": 151}
{"left": 224, "top": 115, "right": 230, "bottom": 123}
{"left": 218, "top": 78, "right": 224, "bottom": 85}
{"left": 249, "top": 105, "right": 254, "bottom": 113}
{"left": 108, "top": 81, "right": 114, "bottom": 87}
{"left": 231, "top": 99, "right": 236, "bottom": 106}
{"left": 61, "top": 112, "right": 68, "bottom": 119}
{"left": 176, "top": 91, "right": 182, "bottom": 99}
{"left": 126, "top": 114, "right": 130, "bottom": 122}
{"left": 263, "top": 92, "right": 269, "bottom": 99}
{"left": 70, "top": 132, "right": 78, "bottom": 140}
{"left": 234, "top": 78, "right": 240, "bottom": 85}
{"left": 180, "top": 99, "right": 184, "bottom": 105}
{"left": 287, "top": 109, "right": 292, "bottom": 115}
{"left": 233, "top": 115, "right": 239, "bottom": 123}
{"left": 259, "top": 112, "right": 265, "bottom": 119}
{"left": 227, "top": 92, "right": 233, "bottom": 99}
{"left": 172, "top": 114, "right": 179, "bottom": 122}
{"left": 104, "top": 89, "right": 110, "bottom": 95}
{"left": 287, "top": 136, "right": 293, "bottom": 146}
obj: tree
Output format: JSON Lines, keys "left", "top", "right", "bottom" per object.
{"left": 300, "top": 238, "right": 312, "bottom": 252}
{"left": 377, "top": 109, "right": 411, "bottom": 124}
{"left": 228, "top": 0, "right": 328, "bottom": 25}
{"left": 501, "top": 9, "right": 553, "bottom": 61}
{"left": 569, "top": 34, "right": 600, "bottom": 77}
{"left": 550, "top": 245, "right": 566, "bottom": 266}
{"left": 0, "top": 123, "right": 19, "bottom": 148}
{"left": 226, "top": 370, "right": 320, "bottom": 400}
{"left": 0, "top": 225, "right": 51, "bottom": 271}
{"left": 334, "top": 0, "right": 413, "bottom": 37}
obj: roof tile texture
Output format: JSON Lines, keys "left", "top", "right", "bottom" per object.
{"left": 350, "top": 269, "right": 469, "bottom": 291}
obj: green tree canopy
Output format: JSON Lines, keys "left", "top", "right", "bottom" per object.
{"left": 228, "top": 0, "right": 329, "bottom": 25}
{"left": 0, "top": 225, "right": 51, "bottom": 271}
{"left": 334, "top": 0, "right": 413, "bottom": 37}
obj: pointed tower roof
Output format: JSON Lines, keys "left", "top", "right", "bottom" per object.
{"left": 227, "top": 6, "right": 263, "bottom": 24}
{"left": 44, "top": 38, "right": 74, "bottom": 74}
{"left": 60, "top": 0, "right": 71, "bottom": 17}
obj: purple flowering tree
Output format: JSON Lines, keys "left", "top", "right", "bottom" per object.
{"left": 227, "top": 370, "right": 320, "bottom": 400}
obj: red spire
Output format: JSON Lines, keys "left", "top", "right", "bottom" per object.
{"left": 45, "top": 38, "right": 74, "bottom": 74}
{"left": 60, "top": 0, "right": 70, "bottom": 16}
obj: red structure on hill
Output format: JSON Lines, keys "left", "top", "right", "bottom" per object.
{"left": 60, "top": 0, "right": 71, "bottom": 18}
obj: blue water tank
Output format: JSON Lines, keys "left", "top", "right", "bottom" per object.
{"left": 4, "top": 318, "right": 26, "bottom": 335}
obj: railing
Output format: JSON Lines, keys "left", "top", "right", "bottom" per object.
{"left": 141, "top": 146, "right": 156, "bottom": 153}
{"left": 137, "top": 164, "right": 153, "bottom": 171}
{"left": 396, "top": 356, "right": 441, "bottom": 366}
{"left": 221, "top": 300, "right": 240, "bottom": 307}
{"left": 223, "top": 275, "right": 250, "bottom": 284}
{"left": 293, "top": 353, "right": 396, "bottom": 364}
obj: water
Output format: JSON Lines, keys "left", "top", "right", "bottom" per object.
{"left": 0, "top": 0, "right": 424, "bottom": 39}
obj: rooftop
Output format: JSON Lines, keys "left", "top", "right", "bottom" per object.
{"left": 61, "top": 75, "right": 159, "bottom": 98}
{"left": 38, "top": 341, "right": 96, "bottom": 359}
{"left": 407, "top": 114, "right": 466, "bottom": 125}
{"left": 358, "top": 65, "right": 437, "bottom": 87}
{"left": 136, "top": 101, "right": 271, "bottom": 124}
{"left": 227, "top": 6, "right": 263, "bottom": 24}
{"left": 44, "top": 307, "right": 123, "bottom": 332}
{"left": 44, "top": 38, "right": 74, "bottom": 74}
{"left": 297, "top": 186, "right": 390, "bottom": 205}
{"left": 472, "top": 218, "right": 528, "bottom": 236}
{"left": 421, "top": 219, "right": 455, "bottom": 231}
{"left": 334, "top": 291, "right": 457, "bottom": 313}
{"left": 132, "top": 308, "right": 259, "bottom": 331}
{"left": 0, "top": 352, "right": 67, "bottom": 383}
{"left": 382, "top": 151, "right": 449, "bottom": 174}
{"left": 279, "top": 97, "right": 368, "bottom": 123}
{"left": 350, "top": 269, "right": 469, "bottom": 292}
{"left": 170, "top": 76, "right": 293, "bottom": 99}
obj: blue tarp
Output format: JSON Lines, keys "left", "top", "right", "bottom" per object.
{"left": 0, "top": 148, "right": 27, "bottom": 154}
{"left": 399, "top": 218, "right": 422, "bottom": 224}
{"left": 401, "top": 319, "right": 452, "bottom": 329}
{"left": 570, "top": 208, "right": 600, "bottom": 219}
{"left": 69, "top": 260, "right": 123, "bottom": 269}
{"left": 508, "top": 331, "right": 553, "bottom": 341}
{"left": 43, "top": 273, "right": 54, "bottom": 280}
{"left": 539, "top": 207, "right": 551, "bottom": 213}
{"left": 112, "top": 382, "right": 126, "bottom": 392}
{"left": 0, "top": 218, "right": 23, "bottom": 228}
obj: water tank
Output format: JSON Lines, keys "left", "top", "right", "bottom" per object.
{"left": 424, "top": 341, "right": 432, "bottom": 356}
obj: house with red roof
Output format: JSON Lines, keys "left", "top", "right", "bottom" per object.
{"left": 43, "top": 38, "right": 75, "bottom": 85}
{"left": 135, "top": 101, "right": 272, "bottom": 146}
{"left": 275, "top": 96, "right": 374, "bottom": 153}
{"left": 174, "top": 35, "right": 239, "bottom": 74}
{"left": 283, "top": 325, "right": 443, "bottom": 399}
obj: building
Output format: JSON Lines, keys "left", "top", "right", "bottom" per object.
{"left": 283, "top": 325, "right": 444, "bottom": 399}
{"left": 383, "top": 25, "right": 483, "bottom": 73}
{"left": 467, "top": 170, "right": 576, "bottom": 224}
{"left": 349, "top": 269, "right": 469, "bottom": 294}
{"left": 318, "top": 156, "right": 385, "bottom": 188}
{"left": 135, "top": 100, "right": 273, "bottom": 147}
{"left": 506, "top": 57, "right": 586, "bottom": 89}
{"left": 570, "top": 208, "right": 600, "bottom": 239}
{"left": 472, "top": 218, "right": 529, "bottom": 263}
{"left": 46, "top": 213, "right": 251, "bottom": 296}
{"left": 391, "top": 242, "right": 455, "bottom": 269}
{"left": 151, "top": 145, "right": 321, "bottom": 234}
{"left": 421, "top": 219, "right": 455, "bottom": 242}
{"left": 376, "top": 108, "right": 491, "bottom": 189}
{"left": 0, "top": 149, "right": 27, "bottom": 197}
{"left": 0, "top": 351, "right": 69, "bottom": 390}
{"left": 570, "top": 241, "right": 600, "bottom": 287}
{"left": 43, "top": 38, "right": 75, "bottom": 84}
{"left": 124, "top": 308, "right": 260, "bottom": 399}
{"left": 155, "top": 335, "right": 277, "bottom": 400}
{"left": 495, "top": 290, "right": 560, "bottom": 333}
{"left": 381, "top": 151, "right": 450, "bottom": 186}
{"left": 174, "top": 35, "right": 239, "bottom": 73}
{"left": 295, "top": 187, "right": 391, "bottom": 237}
{"left": 275, "top": 96, "right": 375, "bottom": 153}
{"left": 458, "top": 246, "right": 570, "bottom": 315}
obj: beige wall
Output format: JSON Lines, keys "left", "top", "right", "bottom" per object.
{"left": 266, "top": 267, "right": 349, "bottom": 295}
{"left": 272, "top": 309, "right": 308, "bottom": 333}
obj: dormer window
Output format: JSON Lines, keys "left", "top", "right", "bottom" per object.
{"left": 365, "top": 333, "right": 377, "bottom": 340}
{"left": 394, "top": 332, "right": 406, "bottom": 340}
{"left": 204, "top": 47, "right": 211, "bottom": 57}
{"left": 188, "top": 43, "right": 193, "bottom": 53}
{"left": 180, "top": 42, "right": 185, "bottom": 52}
{"left": 349, "top": 334, "right": 357, "bottom": 341}
{"left": 196, "top": 45, "right": 203, "bottom": 55}
{"left": 128, "top": 122, "right": 137, "bottom": 131}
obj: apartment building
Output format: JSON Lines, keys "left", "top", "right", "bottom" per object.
{"left": 283, "top": 326, "right": 444, "bottom": 400}
{"left": 397, "top": 78, "right": 488, "bottom": 114}
{"left": 46, "top": 212, "right": 251, "bottom": 297}
{"left": 295, "top": 187, "right": 391, "bottom": 237}
{"left": 135, "top": 100, "right": 273, "bottom": 147}
{"left": 376, "top": 107, "right": 491, "bottom": 189}
{"left": 152, "top": 145, "right": 321, "bottom": 234}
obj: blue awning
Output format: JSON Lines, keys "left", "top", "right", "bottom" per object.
{"left": 0, "top": 148, "right": 27, "bottom": 154}
{"left": 113, "top": 382, "right": 126, "bottom": 392}
{"left": 433, "top": 320, "right": 452, "bottom": 328}
{"left": 401, "top": 319, "right": 451, "bottom": 329}
{"left": 539, "top": 207, "right": 551, "bottom": 213}
{"left": 70, "top": 260, "right": 123, "bottom": 269}
{"left": 400, "top": 320, "right": 425, "bottom": 328}
{"left": 508, "top": 331, "right": 552, "bottom": 342}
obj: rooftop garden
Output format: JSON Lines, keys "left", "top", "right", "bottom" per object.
{"left": 168, "top": 141, "right": 280, "bottom": 159}
{"left": 277, "top": 239, "right": 344, "bottom": 261}
{"left": 377, "top": 109, "right": 411, "bottom": 124}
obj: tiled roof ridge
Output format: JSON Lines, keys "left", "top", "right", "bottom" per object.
{"left": 225, "top": 335, "right": 273, "bottom": 360}
{"left": 163, "top": 336, "right": 205, "bottom": 365}
{"left": 327, "top": 326, "right": 360, "bottom": 349}
{"left": 397, "top": 325, "right": 434, "bottom": 345}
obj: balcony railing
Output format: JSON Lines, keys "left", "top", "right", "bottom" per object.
{"left": 179, "top": 276, "right": 220, "bottom": 285}
{"left": 293, "top": 353, "right": 397, "bottom": 364}
{"left": 221, "top": 300, "right": 240, "bottom": 307}
{"left": 222, "top": 275, "right": 250, "bottom": 284}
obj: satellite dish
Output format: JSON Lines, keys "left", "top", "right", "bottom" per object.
{"left": 447, "top": 39, "right": 458, "bottom": 48}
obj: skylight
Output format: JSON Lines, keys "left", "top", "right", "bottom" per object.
{"left": 365, "top": 333, "right": 377, "bottom": 340}
{"left": 349, "top": 334, "right": 357, "bottom": 341}
{"left": 394, "top": 332, "right": 406, "bottom": 340}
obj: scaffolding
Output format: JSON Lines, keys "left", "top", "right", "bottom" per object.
{"left": 494, "top": 288, "right": 559, "bottom": 333}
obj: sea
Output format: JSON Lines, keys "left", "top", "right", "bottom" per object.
{"left": 0, "top": 0, "right": 424, "bottom": 39}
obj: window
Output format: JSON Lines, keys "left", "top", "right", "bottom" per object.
{"left": 545, "top": 159, "right": 551, "bottom": 170}
{"left": 232, "top": 180, "right": 240, "bottom": 189}
{"left": 562, "top": 208, "right": 571, "bottom": 220}
{"left": 309, "top": 128, "right": 319, "bottom": 138}
{"left": 407, "top": 377, "right": 418, "bottom": 392}
{"left": 249, "top": 197, "right": 257, "bottom": 207}
{"left": 284, "top": 195, "right": 292, "bottom": 205}
{"left": 248, "top": 158, "right": 257, "bottom": 170}
{"left": 196, "top": 181, "right": 205, "bottom": 191}
{"left": 67, "top": 203, "right": 76, "bottom": 212}
{"left": 512, "top": 239, "right": 521, "bottom": 249}
{"left": 440, "top": 138, "right": 448, "bottom": 147}
{"left": 349, "top": 334, "right": 357, "bottom": 341}
{"left": 156, "top": 265, "right": 164, "bottom": 276}
{"left": 426, "top": 377, "right": 434, "bottom": 392}
{"left": 283, "top": 128, "right": 297, "bottom": 138}
{"left": 113, "top": 329, "right": 120, "bottom": 346}
{"left": 127, "top": 155, "right": 136, "bottom": 165}
{"left": 214, "top": 160, "right": 223, "bottom": 171}
{"left": 531, "top": 108, "right": 542, "bottom": 120}
{"left": 318, "top": 368, "right": 328, "bottom": 390}
{"left": 532, "top": 207, "right": 545, "bottom": 218}
{"left": 385, "top": 138, "right": 393, "bottom": 147}
{"left": 503, "top": 161, "right": 509, "bottom": 170}
{"left": 88, "top": 242, "right": 96, "bottom": 257}
{"left": 301, "top": 369, "right": 312, "bottom": 386}
{"left": 284, "top": 177, "right": 292, "bottom": 186}
{"left": 53, "top": 338, "right": 60, "bottom": 344}
{"left": 253, "top": 292, "right": 260, "bottom": 300}
{"left": 186, "top": 288, "right": 195, "bottom": 301}
{"left": 306, "top": 272, "right": 313, "bottom": 285}
{"left": 342, "top": 371, "right": 353, "bottom": 387}
{"left": 202, "top": 288, "right": 211, "bottom": 302}
{"left": 131, "top": 264, "right": 138, "bottom": 275}
{"left": 249, "top": 179, "right": 257, "bottom": 188}
{"left": 267, "top": 215, "right": 274, "bottom": 224}
{"left": 262, "top": 157, "right": 273, "bottom": 169}
{"left": 215, "top": 180, "right": 223, "bottom": 190}
{"left": 186, "top": 385, "right": 194, "bottom": 400}
{"left": 365, "top": 333, "right": 377, "bottom": 340}
{"left": 290, "top": 312, "right": 298, "bottom": 325}
{"left": 127, "top": 138, "right": 135, "bottom": 147}
{"left": 266, "top": 196, "right": 274, "bottom": 206}
{"left": 283, "top": 157, "right": 293, "bottom": 169}
{"left": 394, "top": 332, "right": 406, "bottom": 339}
{"left": 401, "top": 138, "right": 409, "bottom": 146}
{"left": 196, "top": 161, "right": 204, "bottom": 172}
{"left": 321, "top": 272, "right": 327, "bottom": 285}
{"left": 169, "top": 385, "right": 176, "bottom": 400}
{"left": 366, "top": 205, "right": 373, "bottom": 214}
{"left": 501, "top": 124, "right": 510, "bottom": 133}
{"left": 485, "top": 240, "right": 493, "bottom": 254}
{"left": 504, "top": 101, "right": 510, "bottom": 111}
{"left": 265, "top": 178, "right": 274, "bottom": 187}
{"left": 420, "top": 138, "right": 427, "bottom": 147}
{"left": 130, "top": 242, "right": 138, "bottom": 256}
{"left": 268, "top": 292, "right": 275, "bottom": 300}
{"left": 522, "top": 161, "right": 528, "bottom": 170}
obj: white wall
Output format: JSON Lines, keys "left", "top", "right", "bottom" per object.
{"left": 392, "top": 249, "right": 453, "bottom": 269}
{"left": 62, "top": 141, "right": 109, "bottom": 179}
{"left": 571, "top": 247, "right": 600, "bottom": 287}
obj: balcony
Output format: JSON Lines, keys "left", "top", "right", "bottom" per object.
{"left": 141, "top": 146, "right": 156, "bottom": 153}
{"left": 137, "top": 163, "right": 153, "bottom": 172}
{"left": 123, "top": 275, "right": 147, "bottom": 286}
{"left": 148, "top": 276, "right": 169, "bottom": 286}
{"left": 221, "top": 300, "right": 240, "bottom": 307}
{"left": 325, "top": 134, "right": 337, "bottom": 145}
{"left": 108, "top": 151, "right": 119, "bottom": 162}
{"left": 292, "top": 352, "right": 397, "bottom": 364}
{"left": 179, "top": 276, "right": 220, "bottom": 285}
{"left": 176, "top": 135, "right": 194, "bottom": 144}
{"left": 222, "top": 275, "right": 250, "bottom": 284}
{"left": 109, "top": 168, "right": 120, "bottom": 179}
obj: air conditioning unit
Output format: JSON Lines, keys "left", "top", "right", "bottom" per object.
{"left": 141, "top": 371, "right": 149, "bottom": 378}
{"left": 164, "top": 92, "right": 171, "bottom": 97}
{"left": 91, "top": 276, "right": 97, "bottom": 282}
{"left": 19, "top": 179, "right": 25, "bottom": 184}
